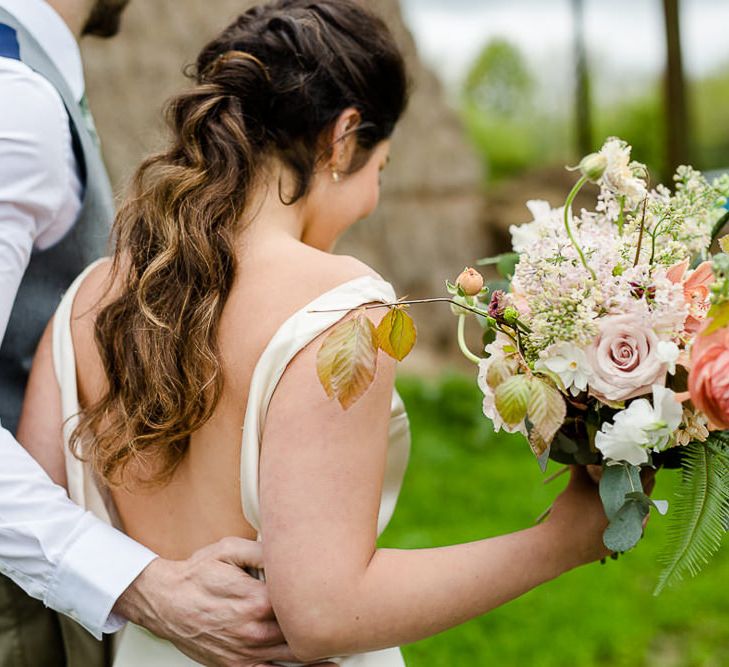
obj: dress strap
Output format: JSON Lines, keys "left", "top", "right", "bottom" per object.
{"left": 51, "top": 258, "right": 110, "bottom": 518}
{"left": 239, "top": 275, "right": 396, "bottom": 532}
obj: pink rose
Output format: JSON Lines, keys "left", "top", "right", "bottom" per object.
{"left": 688, "top": 323, "right": 729, "bottom": 429}
{"left": 587, "top": 314, "right": 666, "bottom": 402}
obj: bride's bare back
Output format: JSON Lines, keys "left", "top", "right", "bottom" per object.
{"left": 57, "top": 238, "right": 374, "bottom": 559}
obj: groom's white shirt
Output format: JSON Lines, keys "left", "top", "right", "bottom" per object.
{"left": 0, "top": 0, "right": 156, "bottom": 638}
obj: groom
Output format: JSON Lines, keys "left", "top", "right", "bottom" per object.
{"left": 0, "top": 1, "right": 318, "bottom": 666}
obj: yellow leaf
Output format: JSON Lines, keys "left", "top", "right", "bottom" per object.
{"left": 376, "top": 307, "right": 417, "bottom": 361}
{"left": 720, "top": 235, "right": 729, "bottom": 254}
{"left": 704, "top": 302, "right": 729, "bottom": 334}
{"left": 494, "top": 375, "right": 531, "bottom": 426}
{"left": 316, "top": 314, "right": 379, "bottom": 410}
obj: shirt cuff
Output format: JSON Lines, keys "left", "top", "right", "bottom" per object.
{"left": 44, "top": 516, "right": 157, "bottom": 639}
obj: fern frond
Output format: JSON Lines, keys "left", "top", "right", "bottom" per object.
{"left": 654, "top": 439, "right": 729, "bottom": 595}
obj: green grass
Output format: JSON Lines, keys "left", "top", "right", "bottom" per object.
{"left": 378, "top": 374, "right": 729, "bottom": 667}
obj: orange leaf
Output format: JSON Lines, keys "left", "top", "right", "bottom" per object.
{"left": 316, "top": 314, "right": 379, "bottom": 409}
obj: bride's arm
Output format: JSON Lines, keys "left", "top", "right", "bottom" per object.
{"left": 260, "top": 311, "right": 609, "bottom": 662}
{"left": 16, "top": 321, "right": 67, "bottom": 487}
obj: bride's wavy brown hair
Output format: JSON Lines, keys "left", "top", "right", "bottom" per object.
{"left": 72, "top": 0, "right": 408, "bottom": 487}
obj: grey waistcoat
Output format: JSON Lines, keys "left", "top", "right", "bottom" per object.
{"left": 0, "top": 8, "right": 113, "bottom": 434}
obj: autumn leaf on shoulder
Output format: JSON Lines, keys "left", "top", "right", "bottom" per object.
{"left": 316, "top": 312, "right": 379, "bottom": 409}
{"left": 376, "top": 306, "right": 417, "bottom": 361}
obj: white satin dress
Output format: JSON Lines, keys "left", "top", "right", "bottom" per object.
{"left": 52, "top": 262, "right": 411, "bottom": 666}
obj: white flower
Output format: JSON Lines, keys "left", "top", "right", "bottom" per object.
{"left": 509, "top": 200, "right": 563, "bottom": 254}
{"left": 595, "top": 385, "right": 683, "bottom": 465}
{"left": 598, "top": 137, "right": 648, "bottom": 208}
{"left": 656, "top": 340, "right": 680, "bottom": 375}
{"left": 535, "top": 343, "right": 592, "bottom": 396}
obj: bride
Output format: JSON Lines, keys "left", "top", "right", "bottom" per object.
{"left": 17, "top": 0, "right": 610, "bottom": 664}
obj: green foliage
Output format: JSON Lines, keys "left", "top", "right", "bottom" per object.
{"left": 381, "top": 374, "right": 729, "bottom": 666}
{"left": 460, "top": 38, "right": 568, "bottom": 182}
{"left": 596, "top": 90, "right": 666, "bottom": 179}
{"left": 463, "top": 38, "right": 534, "bottom": 119}
{"left": 460, "top": 42, "right": 729, "bottom": 187}
{"left": 693, "top": 66, "right": 729, "bottom": 171}
{"left": 655, "top": 440, "right": 729, "bottom": 594}
{"left": 600, "top": 464, "right": 647, "bottom": 553}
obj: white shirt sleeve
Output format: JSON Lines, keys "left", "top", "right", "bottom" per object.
{"left": 0, "top": 60, "right": 78, "bottom": 340}
{"left": 0, "top": 60, "right": 157, "bottom": 638}
{"left": 0, "top": 428, "right": 157, "bottom": 638}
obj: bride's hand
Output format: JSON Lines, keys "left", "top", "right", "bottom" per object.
{"left": 547, "top": 466, "right": 610, "bottom": 567}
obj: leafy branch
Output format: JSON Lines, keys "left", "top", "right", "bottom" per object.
{"left": 654, "top": 439, "right": 729, "bottom": 594}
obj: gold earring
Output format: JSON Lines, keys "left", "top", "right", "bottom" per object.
{"left": 331, "top": 168, "right": 341, "bottom": 183}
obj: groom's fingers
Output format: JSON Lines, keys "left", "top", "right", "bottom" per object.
{"left": 198, "top": 536, "right": 265, "bottom": 570}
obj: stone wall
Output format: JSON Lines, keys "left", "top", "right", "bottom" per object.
{"left": 82, "top": 0, "right": 488, "bottom": 354}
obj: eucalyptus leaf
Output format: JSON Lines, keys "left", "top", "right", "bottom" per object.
{"left": 599, "top": 464, "right": 643, "bottom": 521}
{"left": 625, "top": 491, "right": 669, "bottom": 515}
{"left": 604, "top": 499, "right": 647, "bottom": 553}
{"left": 536, "top": 444, "right": 551, "bottom": 473}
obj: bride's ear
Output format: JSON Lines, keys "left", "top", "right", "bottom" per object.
{"left": 329, "top": 107, "right": 361, "bottom": 175}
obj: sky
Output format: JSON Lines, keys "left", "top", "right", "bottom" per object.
{"left": 400, "top": 0, "right": 729, "bottom": 106}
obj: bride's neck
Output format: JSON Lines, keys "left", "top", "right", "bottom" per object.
{"left": 241, "top": 168, "right": 337, "bottom": 253}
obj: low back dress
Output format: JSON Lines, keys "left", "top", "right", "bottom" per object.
{"left": 52, "top": 261, "right": 411, "bottom": 666}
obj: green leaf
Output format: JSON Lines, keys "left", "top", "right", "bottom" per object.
{"left": 705, "top": 302, "right": 729, "bottom": 334}
{"left": 477, "top": 252, "right": 520, "bottom": 279}
{"left": 494, "top": 375, "right": 531, "bottom": 426}
{"left": 527, "top": 378, "right": 566, "bottom": 445}
{"left": 599, "top": 464, "right": 643, "bottom": 521}
{"left": 376, "top": 307, "right": 417, "bottom": 361}
{"left": 603, "top": 499, "right": 648, "bottom": 553}
{"left": 655, "top": 440, "right": 729, "bottom": 594}
{"left": 316, "top": 314, "right": 379, "bottom": 410}
{"left": 625, "top": 491, "right": 669, "bottom": 515}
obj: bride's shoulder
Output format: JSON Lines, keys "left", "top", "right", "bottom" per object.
{"left": 296, "top": 247, "right": 385, "bottom": 288}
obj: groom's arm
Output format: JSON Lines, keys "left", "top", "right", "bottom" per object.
{"left": 1, "top": 426, "right": 305, "bottom": 666}
{"left": 14, "top": 324, "right": 306, "bottom": 666}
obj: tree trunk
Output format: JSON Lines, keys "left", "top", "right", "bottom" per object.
{"left": 572, "top": 0, "right": 592, "bottom": 157}
{"left": 663, "top": 0, "right": 690, "bottom": 180}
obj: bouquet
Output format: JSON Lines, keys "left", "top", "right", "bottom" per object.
{"left": 315, "top": 137, "right": 729, "bottom": 593}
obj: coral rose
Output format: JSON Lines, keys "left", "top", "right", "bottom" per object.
{"left": 666, "top": 259, "right": 714, "bottom": 334}
{"left": 688, "top": 323, "right": 729, "bottom": 429}
{"left": 587, "top": 314, "right": 666, "bottom": 402}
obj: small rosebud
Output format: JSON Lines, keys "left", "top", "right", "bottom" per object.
{"left": 456, "top": 267, "right": 484, "bottom": 296}
{"left": 503, "top": 306, "right": 519, "bottom": 325}
{"left": 579, "top": 152, "right": 608, "bottom": 183}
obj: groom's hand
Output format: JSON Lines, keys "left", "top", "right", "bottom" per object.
{"left": 114, "top": 537, "right": 336, "bottom": 666}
